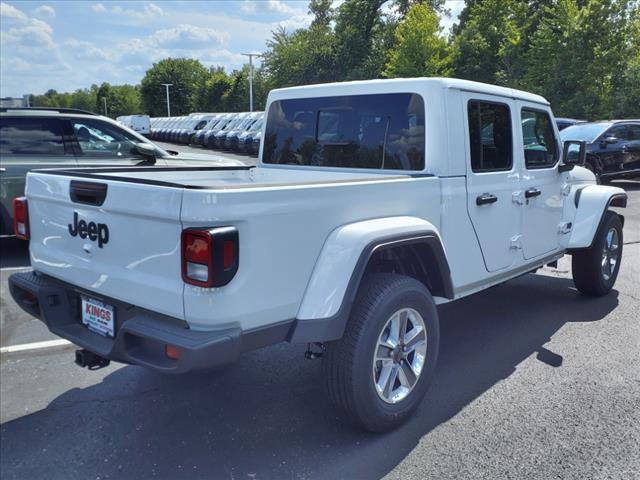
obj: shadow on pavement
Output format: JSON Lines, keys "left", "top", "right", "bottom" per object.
{"left": 0, "top": 274, "right": 619, "bottom": 479}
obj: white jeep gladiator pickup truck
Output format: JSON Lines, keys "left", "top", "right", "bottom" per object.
{"left": 10, "top": 78, "right": 627, "bottom": 432}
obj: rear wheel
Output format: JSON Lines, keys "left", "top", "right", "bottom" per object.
{"left": 572, "top": 211, "right": 623, "bottom": 296}
{"left": 323, "top": 274, "right": 439, "bottom": 432}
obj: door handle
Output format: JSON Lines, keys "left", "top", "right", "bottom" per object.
{"left": 525, "top": 188, "right": 541, "bottom": 198}
{"left": 476, "top": 193, "right": 498, "bottom": 205}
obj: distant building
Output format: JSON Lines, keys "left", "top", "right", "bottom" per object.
{"left": 0, "top": 95, "right": 30, "bottom": 108}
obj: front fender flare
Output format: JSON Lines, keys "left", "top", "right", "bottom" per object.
{"left": 288, "top": 216, "right": 452, "bottom": 343}
{"left": 568, "top": 185, "right": 627, "bottom": 250}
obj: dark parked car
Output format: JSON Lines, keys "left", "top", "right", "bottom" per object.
{"left": 560, "top": 120, "right": 640, "bottom": 182}
{"left": 238, "top": 117, "right": 264, "bottom": 153}
{"left": 0, "top": 108, "right": 243, "bottom": 236}
{"left": 224, "top": 112, "right": 263, "bottom": 151}
{"left": 248, "top": 129, "right": 261, "bottom": 156}
{"left": 555, "top": 117, "right": 586, "bottom": 131}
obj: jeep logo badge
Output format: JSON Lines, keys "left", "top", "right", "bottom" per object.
{"left": 68, "top": 212, "right": 109, "bottom": 248}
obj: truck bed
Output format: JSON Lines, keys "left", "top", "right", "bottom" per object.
{"left": 38, "top": 165, "right": 413, "bottom": 190}
{"left": 25, "top": 165, "right": 441, "bottom": 332}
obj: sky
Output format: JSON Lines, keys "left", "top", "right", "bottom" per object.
{"left": 0, "top": 0, "right": 465, "bottom": 98}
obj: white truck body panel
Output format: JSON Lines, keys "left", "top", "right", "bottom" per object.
{"left": 27, "top": 173, "right": 185, "bottom": 320}
{"left": 297, "top": 216, "right": 443, "bottom": 320}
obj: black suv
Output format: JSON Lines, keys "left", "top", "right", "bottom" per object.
{"left": 560, "top": 120, "right": 640, "bottom": 182}
{"left": 0, "top": 108, "right": 242, "bottom": 236}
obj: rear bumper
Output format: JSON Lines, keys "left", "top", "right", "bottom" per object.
{"left": 9, "top": 271, "right": 292, "bottom": 373}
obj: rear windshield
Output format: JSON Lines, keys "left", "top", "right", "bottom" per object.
{"left": 263, "top": 93, "right": 425, "bottom": 170}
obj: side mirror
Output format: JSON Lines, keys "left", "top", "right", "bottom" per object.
{"left": 600, "top": 136, "right": 618, "bottom": 147}
{"left": 559, "top": 140, "right": 586, "bottom": 172}
{"left": 134, "top": 142, "right": 157, "bottom": 161}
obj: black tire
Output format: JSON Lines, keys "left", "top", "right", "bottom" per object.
{"left": 323, "top": 273, "right": 439, "bottom": 432}
{"left": 572, "top": 211, "right": 623, "bottom": 296}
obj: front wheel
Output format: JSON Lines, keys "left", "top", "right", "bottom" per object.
{"left": 572, "top": 211, "right": 623, "bottom": 296}
{"left": 323, "top": 274, "right": 439, "bottom": 432}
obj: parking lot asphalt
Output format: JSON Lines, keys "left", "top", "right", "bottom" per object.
{"left": 0, "top": 169, "right": 638, "bottom": 479}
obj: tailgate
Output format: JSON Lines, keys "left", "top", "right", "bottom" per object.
{"left": 27, "top": 172, "right": 185, "bottom": 320}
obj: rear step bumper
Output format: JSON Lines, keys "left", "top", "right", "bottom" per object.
{"left": 8, "top": 271, "right": 291, "bottom": 374}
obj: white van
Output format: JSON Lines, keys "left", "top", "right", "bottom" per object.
{"left": 116, "top": 115, "right": 151, "bottom": 136}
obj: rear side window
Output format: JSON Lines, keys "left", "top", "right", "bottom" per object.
{"left": 467, "top": 101, "right": 513, "bottom": 172}
{"left": 263, "top": 93, "right": 425, "bottom": 170}
{"left": 521, "top": 109, "right": 558, "bottom": 169}
{"left": 0, "top": 117, "right": 68, "bottom": 156}
{"left": 628, "top": 125, "right": 640, "bottom": 140}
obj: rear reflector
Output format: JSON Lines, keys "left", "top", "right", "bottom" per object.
{"left": 12, "top": 197, "right": 29, "bottom": 240}
{"left": 165, "top": 344, "right": 180, "bottom": 360}
{"left": 181, "top": 226, "right": 239, "bottom": 288}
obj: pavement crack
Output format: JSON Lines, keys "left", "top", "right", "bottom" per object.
{"left": 623, "top": 240, "right": 640, "bottom": 245}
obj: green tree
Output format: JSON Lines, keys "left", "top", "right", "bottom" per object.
{"left": 451, "top": 0, "right": 531, "bottom": 87}
{"left": 94, "top": 82, "right": 142, "bottom": 117}
{"left": 198, "top": 67, "right": 233, "bottom": 112}
{"left": 220, "top": 66, "right": 270, "bottom": 112}
{"left": 333, "top": 0, "right": 386, "bottom": 80}
{"left": 394, "top": 0, "right": 446, "bottom": 16}
{"left": 384, "top": 3, "right": 452, "bottom": 78}
{"left": 70, "top": 87, "right": 98, "bottom": 112}
{"left": 262, "top": 0, "right": 337, "bottom": 88}
{"left": 611, "top": 2, "right": 640, "bottom": 117}
{"left": 524, "top": 0, "right": 631, "bottom": 118}
{"left": 140, "top": 58, "right": 208, "bottom": 116}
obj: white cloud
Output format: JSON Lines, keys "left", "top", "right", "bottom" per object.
{"left": 111, "top": 2, "right": 164, "bottom": 19}
{"left": 3, "top": 17, "right": 55, "bottom": 48}
{"left": 0, "top": 2, "right": 27, "bottom": 22}
{"left": 240, "top": 0, "right": 307, "bottom": 16}
{"left": 91, "top": 3, "right": 107, "bottom": 13}
{"left": 266, "top": 0, "right": 300, "bottom": 15}
{"left": 277, "top": 13, "right": 313, "bottom": 31}
{"left": 240, "top": 1, "right": 256, "bottom": 14}
{"left": 33, "top": 5, "right": 55, "bottom": 18}
{"left": 150, "top": 24, "right": 228, "bottom": 46}
{"left": 64, "top": 39, "right": 116, "bottom": 61}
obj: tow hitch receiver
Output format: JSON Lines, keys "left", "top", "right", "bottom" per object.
{"left": 75, "top": 349, "right": 110, "bottom": 370}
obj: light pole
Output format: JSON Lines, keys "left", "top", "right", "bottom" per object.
{"left": 161, "top": 83, "right": 173, "bottom": 117}
{"left": 102, "top": 97, "right": 107, "bottom": 116}
{"left": 241, "top": 53, "right": 261, "bottom": 112}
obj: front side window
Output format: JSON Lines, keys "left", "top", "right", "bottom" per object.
{"left": 71, "top": 118, "right": 142, "bottom": 158}
{"left": 467, "top": 101, "right": 513, "bottom": 172}
{"left": 628, "top": 125, "right": 640, "bottom": 140}
{"left": 521, "top": 109, "right": 558, "bottom": 168}
{"left": 263, "top": 93, "right": 425, "bottom": 170}
{"left": 0, "top": 117, "right": 69, "bottom": 157}
{"left": 606, "top": 125, "right": 631, "bottom": 141}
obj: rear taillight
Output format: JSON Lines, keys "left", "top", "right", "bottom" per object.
{"left": 12, "top": 197, "right": 29, "bottom": 240}
{"left": 181, "top": 226, "right": 239, "bottom": 288}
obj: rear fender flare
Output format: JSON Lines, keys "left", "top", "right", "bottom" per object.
{"left": 289, "top": 216, "right": 453, "bottom": 343}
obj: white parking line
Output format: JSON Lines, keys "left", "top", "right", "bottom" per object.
{"left": 0, "top": 266, "right": 31, "bottom": 272}
{"left": 0, "top": 339, "right": 72, "bottom": 354}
